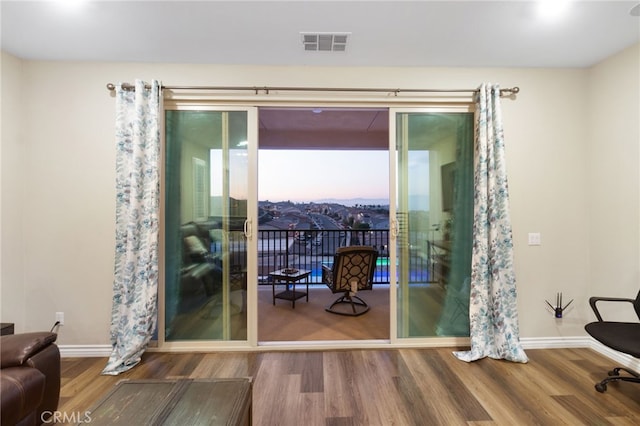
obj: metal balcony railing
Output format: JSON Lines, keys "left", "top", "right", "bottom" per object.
{"left": 257, "top": 229, "right": 432, "bottom": 285}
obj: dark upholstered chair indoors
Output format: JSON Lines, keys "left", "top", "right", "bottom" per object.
{"left": 322, "top": 245, "right": 378, "bottom": 316}
{"left": 584, "top": 290, "right": 640, "bottom": 392}
{"left": 1, "top": 332, "right": 61, "bottom": 425}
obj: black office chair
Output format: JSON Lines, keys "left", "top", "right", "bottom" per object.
{"left": 584, "top": 290, "right": 640, "bottom": 392}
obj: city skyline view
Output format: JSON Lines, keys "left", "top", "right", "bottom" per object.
{"left": 258, "top": 149, "right": 390, "bottom": 204}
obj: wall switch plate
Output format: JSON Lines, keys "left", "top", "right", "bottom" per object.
{"left": 55, "top": 312, "right": 64, "bottom": 325}
{"left": 528, "top": 232, "right": 541, "bottom": 246}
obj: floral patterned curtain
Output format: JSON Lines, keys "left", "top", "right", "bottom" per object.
{"left": 102, "top": 80, "right": 161, "bottom": 375}
{"left": 454, "top": 83, "right": 528, "bottom": 363}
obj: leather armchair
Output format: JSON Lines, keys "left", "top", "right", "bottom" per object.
{"left": 1, "top": 332, "right": 61, "bottom": 425}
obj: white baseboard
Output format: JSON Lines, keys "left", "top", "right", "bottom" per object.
{"left": 59, "top": 345, "right": 112, "bottom": 357}
{"left": 58, "top": 337, "right": 639, "bottom": 372}
{"left": 519, "top": 336, "right": 639, "bottom": 370}
{"left": 520, "top": 336, "right": 591, "bottom": 349}
{"left": 587, "top": 339, "right": 640, "bottom": 372}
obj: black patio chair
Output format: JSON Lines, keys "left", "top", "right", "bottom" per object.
{"left": 584, "top": 289, "right": 640, "bottom": 392}
{"left": 322, "top": 246, "right": 378, "bottom": 316}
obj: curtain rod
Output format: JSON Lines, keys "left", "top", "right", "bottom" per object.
{"left": 105, "top": 83, "right": 520, "bottom": 97}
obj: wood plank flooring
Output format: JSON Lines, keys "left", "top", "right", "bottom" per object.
{"left": 57, "top": 348, "right": 640, "bottom": 425}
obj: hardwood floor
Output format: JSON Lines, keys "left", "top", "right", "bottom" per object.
{"left": 57, "top": 348, "right": 640, "bottom": 425}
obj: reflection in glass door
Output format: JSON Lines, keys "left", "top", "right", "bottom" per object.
{"left": 392, "top": 109, "right": 474, "bottom": 338}
{"left": 164, "top": 107, "right": 256, "bottom": 341}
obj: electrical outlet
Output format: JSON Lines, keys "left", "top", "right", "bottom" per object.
{"left": 55, "top": 312, "right": 64, "bottom": 325}
{"left": 528, "top": 232, "right": 541, "bottom": 246}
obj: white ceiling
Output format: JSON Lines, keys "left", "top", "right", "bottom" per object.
{"left": 2, "top": 1, "right": 638, "bottom": 150}
{"left": 1, "top": 0, "right": 639, "bottom": 68}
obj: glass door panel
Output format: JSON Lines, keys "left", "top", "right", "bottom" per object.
{"left": 392, "top": 109, "right": 474, "bottom": 338}
{"left": 164, "top": 108, "right": 254, "bottom": 341}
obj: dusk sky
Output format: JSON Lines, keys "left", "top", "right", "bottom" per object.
{"left": 258, "top": 150, "right": 389, "bottom": 203}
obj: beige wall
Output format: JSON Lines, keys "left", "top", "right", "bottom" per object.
{"left": 587, "top": 43, "right": 640, "bottom": 321}
{"left": 1, "top": 43, "right": 638, "bottom": 345}
{"left": 1, "top": 51, "right": 27, "bottom": 328}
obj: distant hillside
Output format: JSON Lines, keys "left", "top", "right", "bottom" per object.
{"left": 312, "top": 198, "right": 389, "bottom": 207}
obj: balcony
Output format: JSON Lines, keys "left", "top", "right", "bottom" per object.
{"left": 170, "top": 223, "right": 444, "bottom": 341}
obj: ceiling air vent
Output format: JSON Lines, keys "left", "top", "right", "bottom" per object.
{"left": 301, "top": 33, "right": 350, "bottom": 52}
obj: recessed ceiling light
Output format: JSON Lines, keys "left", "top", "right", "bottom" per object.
{"left": 537, "top": 0, "right": 572, "bottom": 20}
{"left": 301, "top": 33, "right": 350, "bottom": 52}
{"left": 56, "top": 0, "right": 88, "bottom": 9}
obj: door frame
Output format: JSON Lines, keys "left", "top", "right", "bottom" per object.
{"left": 389, "top": 105, "right": 475, "bottom": 345}
{"left": 159, "top": 102, "right": 258, "bottom": 351}
{"left": 157, "top": 96, "right": 472, "bottom": 352}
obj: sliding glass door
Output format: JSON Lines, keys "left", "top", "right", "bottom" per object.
{"left": 391, "top": 108, "right": 474, "bottom": 339}
{"left": 164, "top": 106, "right": 257, "bottom": 342}
{"left": 160, "top": 101, "right": 473, "bottom": 347}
